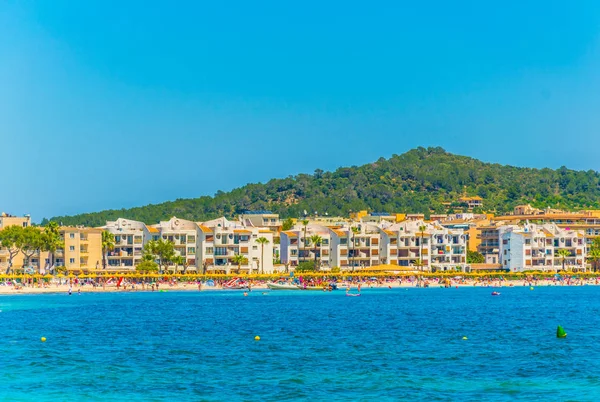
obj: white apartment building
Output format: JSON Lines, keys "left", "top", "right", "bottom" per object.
{"left": 380, "top": 220, "right": 467, "bottom": 271}
{"left": 239, "top": 211, "right": 281, "bottom": 232}
{"left": 330, "top": 224, "right": 381, "bottom": 269}
{"left": 499, "top": 223, "right": 586, "bottom": 272}
{"left": 153, "top": 217, "right": 199, "bottom": 271}
{"left": 197, "top": 217, "right": 275, "bottom": 274}
{"left": 280, "top": 224, "right": 332, "bottom": 269}
{"left": 103, "top": 218, "right": 158, "bottom": 269}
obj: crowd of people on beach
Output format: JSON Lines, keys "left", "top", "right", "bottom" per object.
{"left": 1, "top": 273, "right": 599, "bottom": 294}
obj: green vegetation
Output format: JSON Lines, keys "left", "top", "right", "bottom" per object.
{"left": 310, "top": 234, "right": 323, "bottom": 272}
{"left": 467, "top": 250, "right": 485, "bottom": 264}
{"left": 295, "top": 261, "right": 317, "bottom": 273}
{"left": 231, "top": 254, "right": 247, "bottom": 274}
{"left": 101, "top": 231, "right": 115, "bottom": 270}
{"left": 556, "top": 249, "right": 571, "bottom": 271}
{"left": 135, "top": 259, "right": 159, "bottom": 272}
{"left": 256, "top": 237, "right": 269, "bottom": 274}
{"left": 143, "top": 239, "right": 176, "bottom": 273}
{"left": 44, "top": 147, "right": 600, "bottom": 226}
{"left": 281, "top": 218, "right": 294, "bottom": 231}
{"left": 0, "top": 223, "right": 64, "bottom": 274}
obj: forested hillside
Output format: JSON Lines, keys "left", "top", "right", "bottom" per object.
{"left": 45, "top": 147, "right": 600, "bottom": 227}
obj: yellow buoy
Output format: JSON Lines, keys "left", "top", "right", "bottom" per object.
{"left": 530, "top": 287, "right": 534, "bottom": 290}
{"left": 254, "top": 336, "right": 260, "bottom": 341}
{"left": 462, "top": 336, "right": 468, "bottom": 340}
{"left": 41, "top": 337, "right": 46, "bottom": 342}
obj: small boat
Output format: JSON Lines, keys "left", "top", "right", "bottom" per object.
{"left": 266, "top": 282, "right": 300, "bottom": 290}
{"left": 346, "top": 293, "right": 361, "bottom": 297}
{"left": 491, "top": 291, "right": 500, "bottom": 296}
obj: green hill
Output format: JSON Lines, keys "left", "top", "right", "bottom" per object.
{"left": 44, "top": 147, "right": 600, "bottom": 227}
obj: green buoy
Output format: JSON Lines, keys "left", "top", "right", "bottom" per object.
{"left": 557, "top": 325, "right": 567, "bottom": 338}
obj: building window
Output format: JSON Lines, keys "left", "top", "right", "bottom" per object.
{"left": 69, "top": 258, "right": 75, "bottom": 264}
{"left": 188, "top": 247, "right": 196, "bottom": 254}
{"left": 253, "top": 246, "right": 258, "bottom": 250}
{"left": 70, "top": 246, "right": 75, "bottom": 251}
{"left": 69, "top": 233, "right": 75, "bottom": 239}
{"left": 291, "top": 250, "right": 298, "bottom": 256}
{"left": 188, "top": 236, "right": 196, "bottom": 243}
{"left": 23, "top": 222, "right": 28, "bottom": 227}
{"left": 205, "top": 247, "right": 213, "bottom": 254}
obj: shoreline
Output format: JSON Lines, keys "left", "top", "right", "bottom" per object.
{"left": 1, "top": 278, "right": 598, "bottom": 295}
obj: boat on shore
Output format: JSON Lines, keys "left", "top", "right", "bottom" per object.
{"left": 266, "top": 282, "right": 301, "bottom": 290}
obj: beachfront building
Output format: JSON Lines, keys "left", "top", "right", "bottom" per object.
{"left": 103, "top": 218, "right": 157, "bottom": 269}
{"left": 379, "top": 220, "right": 468, "bottom": 272}
{"left": 240, "top": 211, "right": 281, "bottom": 232}
{"left": 498, "top": 223, "right": 586, "bottom": 272}
{"left": 330, "top": 224, "right": 381, "bottom": 270}
{"left": 197, "top": 217, "right": 275, "bottom": 274}
{"left": 153, "top": 217, "right": 200, "bottom": 271}
{"left": 280, "top": 224, "right": 331, "bottom": 269}
{"left": 33, "top": 227, "right": 103, "bottom": 273}
{"left": 0, "top": 212, "right": 30, "bottom": 229}
{"left": 0, "top": 213, "right": 32, "bottom": 272}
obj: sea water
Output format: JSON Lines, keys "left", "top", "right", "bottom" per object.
{"left": 1, "top": 286, "right": 600, "bottom": 401}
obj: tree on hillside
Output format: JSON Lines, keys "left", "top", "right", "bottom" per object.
{"left": 309, "top": 234, "right": 323, "bottom": 272}
{"left": 0, "top": 226, "right": 24, "bottom": 274}
{"left": 45, "top": 147, "right": 600, "bottom": 226}
{"left": 101, "top": 231, "right": 115, "bottom": 270}
{"left": 256, "top": 237, "right": 269, "bottom": 275}
{"left": 281, "top": 218, "right": 294, "bottom": 231}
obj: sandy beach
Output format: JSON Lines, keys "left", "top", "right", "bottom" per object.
{"left": 1, "top": 277, "right": 597, "bottom": 295}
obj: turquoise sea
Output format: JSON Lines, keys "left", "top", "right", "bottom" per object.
{"left": 2, "top": 286, "right": 600, "bottom": 401}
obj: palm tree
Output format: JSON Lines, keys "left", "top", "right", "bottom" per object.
{"left": 101, "top": 231, "right": 116, "bottom": 270}
{"left": 42, "top": 221, "right": 63, "bottom": 273}
{"left": 310, "top": 234, "right": 323, "bottom": 271}
{"left": 418, "top": 224, "right": 427, "bottom": 272}
{"left": 256, "top": 237, "right": 270, "bottom": 274}
{"left": 172, "top": 255, "right": 185, "bottom": 274}
{"left": 556, "top": 249, "right": 571, "bottom": 271}
{"left": 589, "top": 248, "right": 600, "bottom": 272}
{"left": 232, "top": 254, "right": 247, "bottom": 274}
{"left": 351, "top": 227, "right": 360, "bottom": 272}
{"left": 301, "top": 220, "right": 309, "bottom": 263}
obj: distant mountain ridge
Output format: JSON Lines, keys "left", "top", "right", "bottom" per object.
{"left": 45, "top": 147, "right": 600, "bottom": 227}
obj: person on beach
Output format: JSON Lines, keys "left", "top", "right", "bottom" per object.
{"left": 357, "top": 283, "right": 362, "bottom": 294}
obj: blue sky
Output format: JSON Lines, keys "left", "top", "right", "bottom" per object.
{"left": 2, "top": 1, "right": 600, "bottom": 221}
